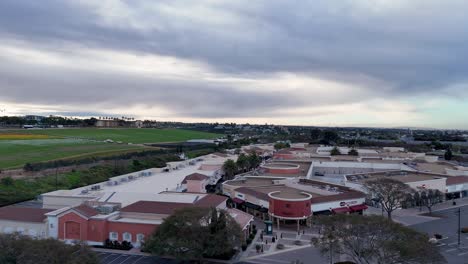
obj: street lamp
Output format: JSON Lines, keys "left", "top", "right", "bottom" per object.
{"left": 455, "top": 208, "right": 462, "bottom": 247}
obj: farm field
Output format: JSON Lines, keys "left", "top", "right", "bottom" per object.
{"left": 0, "top": 128, "right": 220, "bottom": 144}
{"left": 0, "top": 128, "right": 220, "bottom": 169}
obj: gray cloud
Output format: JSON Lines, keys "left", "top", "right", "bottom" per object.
{"left": 0, "top": 0, "right": 468, "bottom": 122}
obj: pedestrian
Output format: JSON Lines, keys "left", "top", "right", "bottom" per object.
{"left": 280, "top": 233, "right": 283, "bottom": 239}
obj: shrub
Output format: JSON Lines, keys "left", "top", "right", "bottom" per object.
{"left": 241, "top": 244, "right": 247, "bottom": 251}
{"left": 255, "top": 244, "right": 261, "bottom": 252}
{"left": 461, "top": 227, "right": 468, "bottom": 233}
{"left": 246, "top": 238, "right": 252, "bottom": 245}
{"left": 249, "top": 233, "right": 255, "bottom": 240}
{"left": 99, "top": 240, "right": 133, "bottom": 251}
{"left": 434, "top": 234, "right": 443, "bottom": 239}
{"left": 276, "top": 243, "right": 285, "bottom": 250}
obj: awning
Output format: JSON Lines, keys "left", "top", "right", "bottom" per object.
{"left": 232, "top": 198, "right": 245, "bottom": 204}
{"left": 349, "top": 204, "right": 368, "bottom": 212}
{"left": 331, "top": 207, "right": 351, "bottom": 214}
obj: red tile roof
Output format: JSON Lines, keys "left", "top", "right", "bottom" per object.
{"left": 121, "top": 201, "right": 192, "bottom": 215}
{"left": 194, "top": 194, "right": 228, "bottom": 207}
{"left": 121, "top": 194, "right": 227, "bottom": 215}
{"left": 181, "top": 173, "right": 209, "bottom": 184}
{"left": 0, "top": 207, "right": 53, "bottom": 223}
{"left": 446, "top": 176, "right": 468, "bottom": 185}
{"left": 73, "top": 204, "right": 99, "bottom": 218}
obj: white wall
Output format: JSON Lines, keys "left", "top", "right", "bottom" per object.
{"left": 312, "top": 197, "right": 366, "bottom": 212}
{"left": 0, "top": 220, "right": 47, "bottom": 238}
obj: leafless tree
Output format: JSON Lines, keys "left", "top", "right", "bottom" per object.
{"left": 364, "top": 178, "right": 411, "bottom": 219}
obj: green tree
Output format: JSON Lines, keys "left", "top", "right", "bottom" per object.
{"left": 364, "top": 178, "right": 411, "bottom": 219}
{"left": 312, "top": 215, "right": 446, "bottom": 264}
{"left": 0, "top": 233, "right": 98, "bottom": 264}
{"left": 247, "top": 153, "right": 262, "bottom": 169}
{"left": 0, "top": 177, "right": 14, "bottom": 186}
{"left": 330, "top": 146, "right": 341, "bottom": 156}
{"left": 222, "top": 159, "right": 238, "bottom": 180}
{"left": 236, "top": 153, "right": 249, "bottom": 172}
{"left": 145, "top": 207, "right": 243, "bottom": 261}
{"left": 322, "top": 130, "right": 339, "bottom": 144}
{"left": 274, "top": 142, "right": 290, "bottom": 150}
{"left": 348, "top": 148, "right": 359, "bottom": 156}
{"left": 444, "top": 148, "right": 453, "bottom": 160}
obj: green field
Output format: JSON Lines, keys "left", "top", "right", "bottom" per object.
{"left": 2, "top": 128, "right": 220, "bottom": 144}
{"left": 0, "top": 128, "right": 220, "bottom": 169}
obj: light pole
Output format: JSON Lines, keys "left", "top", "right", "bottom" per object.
{"left": 456, "top": 207, "right": 461, "bottom": 247}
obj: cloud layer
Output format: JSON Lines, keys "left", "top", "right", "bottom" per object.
{"left": 0, "top": 0, "right": 468, "bottom": 128}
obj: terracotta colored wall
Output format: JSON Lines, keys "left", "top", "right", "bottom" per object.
{"left": 87, "top": 219, "right": 108, "bottom": 243}
{"left": 187, "top": 180, "right": 206, "bottom": 193}
{"left": 58, "top": 212, "right": 158, "bottom": 244}
{"left": 107, "top": 221, "right": 158, "bottom": 243}
{"left": 269, "top": 198, "right": 311, "bottom": 218}
{"left": 58, "top": 212, "right": 88, "bottom": 241}
{"left": 273, "top": 153, "right": 296, "bottom": 159}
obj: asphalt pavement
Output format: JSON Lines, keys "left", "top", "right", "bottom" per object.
{"left": 410, "top": 205, "right": 468, "bottom": 264}
{"left": 97, "top": 252, "right": 175, "bottom": 264}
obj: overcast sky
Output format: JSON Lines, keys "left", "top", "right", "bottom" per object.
{"left": 1, "top": 0, "right": 467, "bottom": 129}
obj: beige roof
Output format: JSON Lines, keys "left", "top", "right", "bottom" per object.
{"left": 413, "top": 162, "right": 457, "bottom": 174}
{"left": 346, "top": 171, "right": 445, "bottom": 184}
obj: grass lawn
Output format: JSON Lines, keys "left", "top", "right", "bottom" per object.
{"left": 0, "top": 128, "right": 220, "bottom": 169}
{"left": 0, "top": 128, "right": 220, "bottom": 144}
{"left": 0, "top": 139, "right": 147, "bottom": 169}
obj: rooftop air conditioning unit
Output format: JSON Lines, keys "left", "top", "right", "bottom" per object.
{"left": 81, "top": 189, "right": 89, "bottom": 194}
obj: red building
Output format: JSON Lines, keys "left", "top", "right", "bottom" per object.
{"left": 268, "top": 191, "right": 313, "bottom": 231}
{"left": 50, "top": 194, "right": 228, "bottom": 247}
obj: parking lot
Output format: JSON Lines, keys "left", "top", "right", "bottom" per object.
{"left": 97, "top": 252, "right": 174, "bottom": 264}
{"left": 411, "top": 205, "right": 468, "bottom": 264}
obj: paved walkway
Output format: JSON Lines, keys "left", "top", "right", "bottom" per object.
{"left": 237, "top": 220, "right": 320, "bottom": 262}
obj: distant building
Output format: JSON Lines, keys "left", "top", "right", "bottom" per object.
{"left": 95, "top": 119, "right": 143, "bottom": 128}
{"left": 24, "top": 115, "right": 46, "bottom": 122}
{"left": 95, "top": 119, "right": 121, "bottom": 128}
